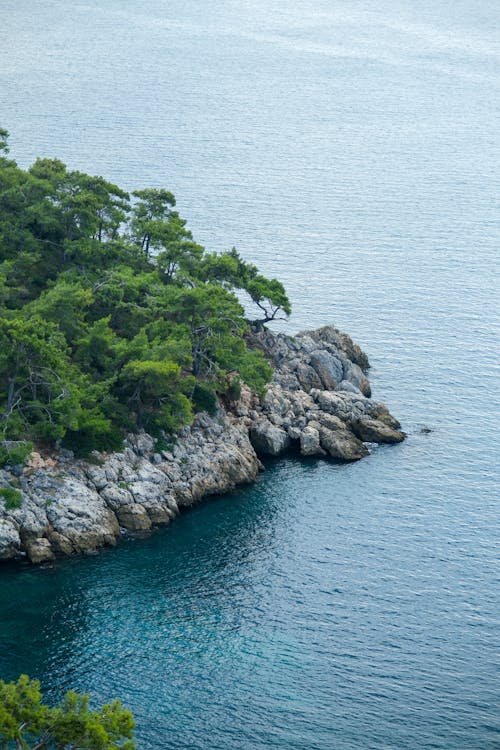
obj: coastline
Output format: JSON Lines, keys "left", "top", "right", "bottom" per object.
{"left": 0, "top": 325, "right": 405, "bottom": 564}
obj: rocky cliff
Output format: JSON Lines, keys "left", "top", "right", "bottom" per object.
{"left": 0, "top": 325, "right": 404, "bottom": 563}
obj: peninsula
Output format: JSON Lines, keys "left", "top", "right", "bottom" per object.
{"left": 0, "top": 131, "right": 404, "bottom": 562}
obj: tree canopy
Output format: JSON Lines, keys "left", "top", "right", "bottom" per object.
{"left": 0, "top": 130, "right": 291, "bottom": 455}
{"left": 0, "top": 674, "right": 135, "bottom": 750}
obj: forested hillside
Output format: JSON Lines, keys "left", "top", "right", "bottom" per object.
{"left": 0, "top": 129, "right": 290, "bottom": 459}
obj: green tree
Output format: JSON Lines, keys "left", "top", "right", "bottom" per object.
{"left": 0, "top": 674, "right": 135, "bottom": 750}
{"left": 0, "top": 316, "right": 81, "bottom": 441}
{"left": 0, "top": 128, "right": 9, "bottom": 154}
{"left": 0, "top": 131, "right": 291, "bottom": 453}
{"left": 199, "top": 248, "right": 291, "bottom": 324}
{"left": 130, "top": 188, "right": 176, "bottom": 257}
{"left": 119, "top": 359, "right": 193, "bottom": 433}
{"left": 27, "top": 280, "right": 93, "bottom": 343}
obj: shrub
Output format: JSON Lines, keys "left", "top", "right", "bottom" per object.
{"left": 62, "top": 410, "right": 124, "bottom": 457}
{"left": 154, "top": 436, "right": 171, "bottom": 452}
{"left": 0, "top": 487, "right": 22, "bottom": 509}
{"left": 192, "top": 383, "right": 217, "bottom": 416}
{"left": 225, "top": 376, "right": 241, "bottom": 402}
{"left": 0, "top": 441, "right": 33, "bottom": 468}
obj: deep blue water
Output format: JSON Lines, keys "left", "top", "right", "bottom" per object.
{"left": 0, "top": 1, "right": 499, "bottom": 748}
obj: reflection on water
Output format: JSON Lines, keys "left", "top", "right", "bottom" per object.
{"left": 0, "top": 451, "right": 498, "bottom": 749}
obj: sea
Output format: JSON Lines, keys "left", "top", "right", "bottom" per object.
{"left": 0, "top": 1, "right": 499, "bottom": 748}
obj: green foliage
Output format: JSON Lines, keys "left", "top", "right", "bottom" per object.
{"left": 119, "top": 360, "right": 193, "bottom": 434}
{"left": 0, "top": 316, "right": 82, "bottom": 441}
{"left": 0, "top": 487, "right": 22, "bottom": 510}
{"left": 154, "top": 436, "right": 173, "bottom": 453}
{"left": 0, "top": 132, "right": 290, "bottom": 454}
{"left": 192, "top": 383, "right": 218, "bottom": 416}
{"left": 0, "top": 128, "right": 9, "bottom": 153}
{"left": 62, "top": 409, "right": 124, "bottom": 457}
{"left": 0, "top": 674, "right": 135, "bottom": 750}
{"left": 199, "top": 247, "right": 291, "bottom": 324}
{"left": 225, "top": 376, "right": 242, "bottom": 402}
{"left": 0, "top": 440, "right": 32, "bottom": 468}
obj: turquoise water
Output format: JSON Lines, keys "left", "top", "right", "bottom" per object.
{"left": 1, "top": 1, "right": 499, "bottom": 748}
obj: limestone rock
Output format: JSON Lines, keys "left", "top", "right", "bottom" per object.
{"left": 287, "top": 426, "right": 302, "bottom": 441}
{"left": 309, "top": 350, "right": 344, "bottom": 390}
{"left": 319, "top": 426, "right": 369, "bottom": 461}
{"left": 296, "top": 362, "right": 323, "bottom": 391}
{"left": 0, "top": 519, "right": 20, "bottom": 559}
{"left": 116, "top": 504, "right": 152, "bottom": 531}
{"left": 99, "top": 484, "right": 133, "bottom": 511}
{"left": 48, "top": 531, "right": 74, "bottom": 556}
{"left": 316, "top": 413, "right": 347, "bottom": 432}
{"left": 343, "top": 362, "right": 371, "bottom": 397}
{"left": 44, "top": 477, "right": 120, "bottom": 552}
{"left": 351, "top": 417, "right": 406, "bottom": 444}
{"left": 249, "top": 421, "right": 290, "bottom": 456}
{"left": 145, "top": 504, "right": 174, "bottom": 525}
{"left": 337, "top": 380, "right": 363, "bottom": 395}
{"left": 25, "top": 537, "right": 55, "bottom": 564}
{"left": 127, "top": 432, "right": 155, "bottom": 455}
{"left": 300, "top": 426, "right": 325, "bottom": 457}
{"left": 303, "top": 326, "right": 370, "bottom": 370}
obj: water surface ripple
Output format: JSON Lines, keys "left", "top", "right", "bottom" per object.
{"left": 0, "top": 1, "right": 499, "bottom": 748}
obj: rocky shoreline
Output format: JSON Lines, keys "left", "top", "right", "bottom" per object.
{"left": 0, "top": 325, "right": 405, "bottom": 564}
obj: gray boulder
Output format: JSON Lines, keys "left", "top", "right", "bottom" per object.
{"left": 309, "top": 350, "right": 344, "bottom": 390}
{"left": 300, "top": 426, "right": 325, "bottom": 457}
{"left": 250, "top": 421, "right": 290, "bottom": 456}
{"left": 351, "top": 417, "right": 406, "bottom": 444}
{"left": 319, "top": 426, "right": 369, "bottom": 461}
{"left": 295, "top": 362, "right": 323, "bottom": 392}
{"left": 303, "top": 325, "right": 370, "bottom": 370}
{"left": 25, "top": 537, "right": 55, "bottom": 564}
{"left": 337, "top": 380, "right": 363, "bottom": 395}
{"left": 45, "top": 477, "right": 120, "bottom": 552}
{"left": 0, "top": 519, "right": 20, "bottom": 559}
{"left": 343, "top": 362, "right": 371, "bottom": 397}
{"left": 116, "top": 504, "right": 152, "bottom": 531}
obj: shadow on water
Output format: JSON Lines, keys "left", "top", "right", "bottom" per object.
{"left": 0, "top": 460, "right": 304, "bottom": 695}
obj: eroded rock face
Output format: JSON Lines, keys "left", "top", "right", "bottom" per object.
{"left": 250, "top": 421, "right": 290, "bottom": 457}
{"left": 0, "top": 519, "right": 20, "bottom": 560}
{"left": 116, "top": 504, "right": 152, "bottom": 531}
{"left": 300, "top": 426, "right": 324, "bottom": 457}
{"left": 0, "top": 324, "right": 404, "bottom": 562}
{"left": 309, "top": 350, "right": 344, "bottom": 390}
{"left": 24, "top": 538, "right": 55, "bottom": 564}
{"left": 351, "top": 417, "right": 406, "bottom": 444}
{"left": 319, "top": 426, "right": 369, "bottom": 461}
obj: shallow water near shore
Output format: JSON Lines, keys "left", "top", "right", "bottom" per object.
{"left": 0, "top": 0, "right": 499, "bottom": 748}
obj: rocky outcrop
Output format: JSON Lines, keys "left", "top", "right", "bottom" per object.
{"left": 245, "top": 325, "right": 404, "bottom": 460}
{"left": 249, "top": 421, "right": 290, "bottom": 456}
{"left": 0, "top": 325, "right": 404, "bottom": 562}
{"left": 351, "top": 417, "right": 406, "bottom": 444}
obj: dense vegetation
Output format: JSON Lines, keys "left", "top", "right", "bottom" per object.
{"left": 0, "top": 674, "right": 135, "bottom": 749}
{"left": 0, "top": 129, "right": 290, "bottom": 458}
